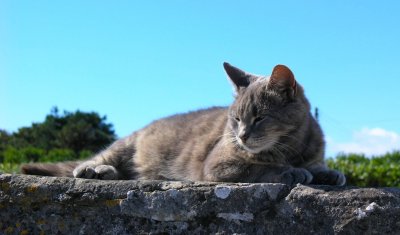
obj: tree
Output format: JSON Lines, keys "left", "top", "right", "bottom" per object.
{"left": 56, "top": 110, "right": 116, "bottom": 153}
{"left": 4, "top": 107, "right": 116, "bottom": 154}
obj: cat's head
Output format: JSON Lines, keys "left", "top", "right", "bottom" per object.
{"left": 224, "top": 62, "right": 311, "bottom": 154}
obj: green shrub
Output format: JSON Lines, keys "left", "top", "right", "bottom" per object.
{"left": 3, "top": 147, "right": 28, "bottom": 164}
{"left": 327, "top": 151, "right": 400, "bottom": 187}
{"left": 3, "top": 147, "right": 45, "bottom": 164}
{"left": 0, "top": 147, "right": 94, "bottom": 173}
{"left": 1, "top": 147, "right": 45, "bottom": 173}
{"left": 23, "top": 147, "right": 46, "bottom": 162}
{"left": 78, "top": 150, "right": 93, "bottom": 159}
{"left": 39, "top": 149, "right": 76, "bottom": 162}
{"left": 0, "top": 162, "right": 21, "bottom": 174}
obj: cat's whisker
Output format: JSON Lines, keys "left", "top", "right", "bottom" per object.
{"left": 217, "top": 132, "right": 234, "bottom": 139}
{"left": 274, "top": 141, "right": 301, "bottom": 156}
{"left": 220, "top": 135, "right": 238, "bottom": 147}
{"left": 216, "top": 131, "right": 238, "bottom": 147}
{"left": 280, "top": 134, "right": 310, "bottom": 149}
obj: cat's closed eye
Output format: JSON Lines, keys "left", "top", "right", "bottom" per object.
{"left": 253, "top": 116, "right": 264, "bottom": 124}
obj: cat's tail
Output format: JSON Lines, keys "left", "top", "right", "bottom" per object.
{"left": 21, "top": 161, "right": 82, "bottom": 177}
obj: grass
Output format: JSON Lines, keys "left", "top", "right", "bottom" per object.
{"left": 0, "top": 162, "right": 22, "bottom": 174}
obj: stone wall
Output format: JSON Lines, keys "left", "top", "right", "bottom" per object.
{"left": 1, "top": 174, "right": 400, "bottom": 234}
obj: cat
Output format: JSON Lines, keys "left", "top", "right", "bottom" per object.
{"left": 21, "top": 62, "right": 346, "bottom": 186}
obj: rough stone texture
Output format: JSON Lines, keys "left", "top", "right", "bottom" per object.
{"left": 1, "top": 174, "right": 400, "bottom": 234}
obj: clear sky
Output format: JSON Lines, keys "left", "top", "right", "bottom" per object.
{"left": 1, "top": 1, "right": 400, "bottom": 157}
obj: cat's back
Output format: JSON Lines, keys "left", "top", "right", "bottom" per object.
{"left": 134, "top": 107, "right": 229, "bottom": 180}
{"left": 163, "top": 106, "right": 227, "bottom": 127}
{"left": 137, "top": 106, "right": 228, "bottom": 144}
{"left": 140, "top": 106, "right": 227, "bottom": 135}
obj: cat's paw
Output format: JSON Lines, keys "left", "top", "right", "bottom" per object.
{"left": 312, "top": 169, "right": 346, "bottom": 186}
{"left": 73, "top": 162, "right": 118, "bottom": 180}
{"left": 281, "top": 168, "right": 313, "bottom": 186}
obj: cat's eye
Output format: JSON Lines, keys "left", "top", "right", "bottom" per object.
{"left": 234, "top": 117, "right": 240, "bottom": 122}
{"left": 253, "top": 116, "right": 264, "bottom": 124}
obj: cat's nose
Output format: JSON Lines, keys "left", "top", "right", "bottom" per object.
{"left": 239, "top": 131, "right": 250, "bottom": 142}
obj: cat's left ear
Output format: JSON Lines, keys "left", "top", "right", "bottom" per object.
{"left": 223, "top": 62, "right": 259, "bottom": 92}
{"left": 268, "top": 65, "right": 297, "bottom": 100}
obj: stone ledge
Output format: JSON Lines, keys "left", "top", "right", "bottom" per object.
{"left": 1, "top": 174, "right": 400, "bottom": 234}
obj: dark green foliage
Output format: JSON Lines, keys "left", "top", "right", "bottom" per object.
{"left": 7, "top": 108, "right": 116, "bottom": 153}
{"left": 3, "top": 147, "right": 30, "bottom": 164}
{"left": 39, "top": 149, "right": 77, "bottom": 162}
{"left": 78, "top": 150, "right": 93, "bottom": 159}
{"left": 327, "top": 151, "right": 400, "bottom": 187}
{"left": 0, "top": 130, "right": 11, "bottom": 162}
{"left": 0, "top": 107, "right": 115, "bottom": 173}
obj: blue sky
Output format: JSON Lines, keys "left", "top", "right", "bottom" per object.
{"left": 1, "top": 1, "right": 400, "bottom": 157}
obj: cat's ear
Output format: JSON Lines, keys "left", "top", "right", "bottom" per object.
{"left": 268, "top": 64, "right": 297, "bottom": 100}
{"left": 223, "top": 62, "right": 259, "bottom": 92}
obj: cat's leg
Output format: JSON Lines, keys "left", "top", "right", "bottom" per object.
{"left": 256, "top": 165, "right": 313, "bottom": 186}
{"left": 306, "top": 163, "right": 346, "bottom": 186}
{"left": 204, "top": 158, "right": 313, "bottom": 186}
{"left": 73, "top": 136, "right": 136, "bottom": 180}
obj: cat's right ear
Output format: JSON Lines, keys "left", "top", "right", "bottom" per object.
{"left": 223, "top": 62, "right": 258, "bottom": 92}
{"left": 268, "top": 64, "right": 297, "bottom": 100}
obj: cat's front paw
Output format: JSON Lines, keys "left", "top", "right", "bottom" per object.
{"left": 312, "top": 169, "right": 346, "bottom": 186}
{"left": 73, "top": 162, "right": 118, "bottom": 180}
{"left": 281, "top": 168, "right": 313, "bottom": 186}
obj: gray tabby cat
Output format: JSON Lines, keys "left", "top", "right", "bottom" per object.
{"left": 22, "top": 63, "right": 346, "bottom": 186}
